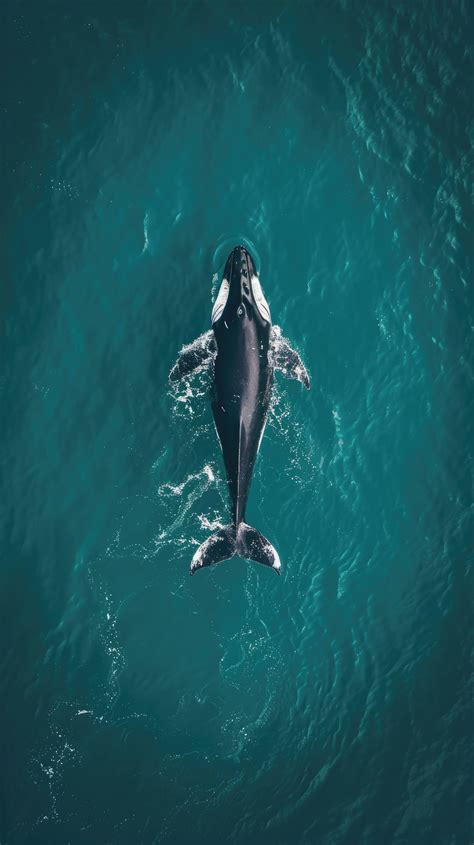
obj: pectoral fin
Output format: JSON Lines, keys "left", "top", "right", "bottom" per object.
{"left": 271, "top": 326, "right": 311, "bottom": 389}
{"left": 169, "top": 330, "right": 216, "bottom": 382}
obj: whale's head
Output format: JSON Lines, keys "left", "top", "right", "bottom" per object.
{"left": 211, "top": 246, "right": 271, "bottom": 326}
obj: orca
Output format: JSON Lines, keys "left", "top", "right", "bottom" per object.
{"left": 169, "top": 245, "right": 310, "bottom": 575}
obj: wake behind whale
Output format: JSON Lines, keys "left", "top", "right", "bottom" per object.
{"left": 170, "top": 245, "right": 310, "bottom": 575}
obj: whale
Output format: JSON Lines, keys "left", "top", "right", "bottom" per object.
{"left": 169, "top": 245, "right": 310, "bottom": 575}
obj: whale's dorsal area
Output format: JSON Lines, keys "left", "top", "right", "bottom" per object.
{"left": 169, "top": 325, "right": 310, "bottom": 390}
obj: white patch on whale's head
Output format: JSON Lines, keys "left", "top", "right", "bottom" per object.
{"left": 211, "top": 278, "right": 229, "bottom": 324}
{"left": 251, "top": 275, "right": 271, "bottom": 323}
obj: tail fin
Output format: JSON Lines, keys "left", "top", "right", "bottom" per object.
{"left": 190, "top": 525, "right": 236, "bottom": 575}
{"left": 190, "top": 522, "right": 280, "bottom": 576}
{"left": 236, "top": 523, "right": 281, "bottom": 575}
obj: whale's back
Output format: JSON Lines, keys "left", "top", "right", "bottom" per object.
{"left": 212, "top": 312, "right": 272, "bottom": 524}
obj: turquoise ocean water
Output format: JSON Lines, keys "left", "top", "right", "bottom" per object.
{"left": 2, "top": 1, "right": 473, "bottom": 843}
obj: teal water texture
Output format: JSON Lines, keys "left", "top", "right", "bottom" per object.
{"left": 2, "top": 1, "right": 473, "bottom": 843}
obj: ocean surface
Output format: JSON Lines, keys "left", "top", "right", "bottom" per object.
{"left": 1, "top": 1, "right": 473, "bottom": 843}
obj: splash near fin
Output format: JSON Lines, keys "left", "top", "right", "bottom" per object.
{"left": 271, "top": 326, "right": 311, "bottom": 389}
{"left": 190, "top": 523, "right": 281, "bottom": 575}
{"left": 169, "top": 330, "right": 216, "bottom": 382}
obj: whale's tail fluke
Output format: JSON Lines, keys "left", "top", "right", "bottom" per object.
{"left": 190, "top": 525, "right": 236, "bottom": 574}
{"left": 236, "top": 523, "right": 281, "bottom": 574}
{"left": 190, "top": 522, "right": 281, "bottom": 576}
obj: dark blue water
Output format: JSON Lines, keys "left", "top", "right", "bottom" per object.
{"left": 2, "top": 1, "right": 473, "bottom": 843}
